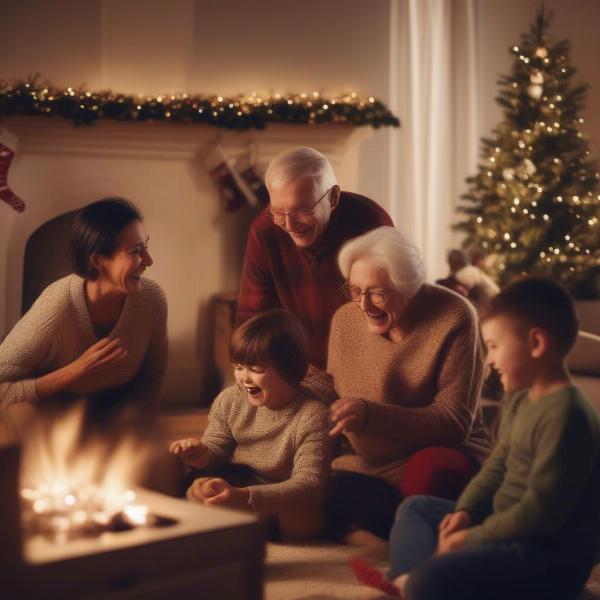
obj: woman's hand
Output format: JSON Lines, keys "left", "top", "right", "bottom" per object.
{"left": 168, "top": 438, "right": 211, "bottom": 469}
{"left": 66, "top": 337, "right": 128, "bottom": 392}
{"left": 186, "top": 477, "right": 250, "bottom": 509}
{"left": 329, "top": 397, "right": 368, "bottom": 436}
{"left": 35, "top": 337, "right": 128, "bottom": 399}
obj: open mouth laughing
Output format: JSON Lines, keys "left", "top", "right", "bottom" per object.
{"left": 365, "top": 309, "right": 388, "bottom": 325}
{"left": 243, "top": 384, "right": 262, "bottom": 397}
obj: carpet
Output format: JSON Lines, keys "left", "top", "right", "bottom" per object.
{"left": 265, "top": 542, "right": 600, "bottom": 600}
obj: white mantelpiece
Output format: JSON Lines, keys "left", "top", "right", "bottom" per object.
{"left": 0, "top": 115, "right": 371, "bottom": 405}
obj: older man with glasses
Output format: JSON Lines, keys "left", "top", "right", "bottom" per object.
{"left": 237, "top": 146, "right": 392, "bottom": 369}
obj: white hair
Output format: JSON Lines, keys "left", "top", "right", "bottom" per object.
{"left": 338, "top": 226, "right": 426, "bottom": 298}
{"left": 265, "top": 146, "right": 337, "bottom": 194}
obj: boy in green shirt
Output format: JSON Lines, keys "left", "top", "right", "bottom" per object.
{"left": 350, "top": 277, "right": 600, "bottom": 599}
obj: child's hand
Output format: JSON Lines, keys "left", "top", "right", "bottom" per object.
{"left": 436, "top": 529, "right": 468, "bottom": 555}
{"left": 438, "top": 510, "right": 472, "bottom": 539}
{"left": 168, "top": 437, "right": 211, "bottom": 469}
{"left": 186, "top": 477, "right": 250, "bottom": 510}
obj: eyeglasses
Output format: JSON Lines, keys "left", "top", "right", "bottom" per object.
{"left": 341, "top": 284, "right": 395, "bottom": 308}
{"left": 266, "top": 186, "right": 333, "bottom": 231}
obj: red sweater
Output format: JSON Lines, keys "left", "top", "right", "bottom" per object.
{"left": 236, "top": 192, "right": 392, "bottom": 368}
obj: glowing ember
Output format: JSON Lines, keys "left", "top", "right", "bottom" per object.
{"left": 20, "top": 403, "right": 155, "bottom": 542}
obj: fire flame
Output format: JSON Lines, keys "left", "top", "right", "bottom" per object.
{"left": 20, "top": 402, "right": 153, "bottom": 540}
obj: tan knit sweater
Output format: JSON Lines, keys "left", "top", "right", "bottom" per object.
{"left": 202, "top": 384, "right": 331, "bottom": 514}
{"left": 327, "top": 284, "right": 491, "bottom": 484}
{"left": 0, "top": 274, "right": 167, "bottom": 413}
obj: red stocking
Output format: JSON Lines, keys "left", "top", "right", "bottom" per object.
{"left": 206, "top": 145, "right": 251, "bottom": 213}
{"left": 0, "top": 143, "right": 26, "bottom": 212}
{"left": 238, "top": 165, "right": 269, "bottom": 207}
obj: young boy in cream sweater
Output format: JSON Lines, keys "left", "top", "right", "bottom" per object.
{"left": 170, "top": 309, "right": 330, "bottom": 540}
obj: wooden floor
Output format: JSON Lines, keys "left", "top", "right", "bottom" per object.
{"left": 159, "top": 408, "right": 209, "bottom": 442}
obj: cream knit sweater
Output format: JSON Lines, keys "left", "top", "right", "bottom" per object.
{"left": 0, "top": 274, "right": 167, "bottom": 413}
{"left": 202, "top": 384, "right": 331, "bottom": 514}
{"left": 327, "top": 284, "right": 491, "bottom": 484}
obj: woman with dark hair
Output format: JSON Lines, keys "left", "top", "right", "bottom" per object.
{"left": 0, "top": 197, "right": 167, "bottom": 422}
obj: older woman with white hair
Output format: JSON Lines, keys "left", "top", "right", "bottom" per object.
{"left": 325, "top": 226, "right": 491, "bottom": 540}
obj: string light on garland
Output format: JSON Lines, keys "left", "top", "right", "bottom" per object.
{"left": 0, "top": 78, "right": 400, "bottom": 130}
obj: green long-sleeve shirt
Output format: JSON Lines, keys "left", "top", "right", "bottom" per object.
{"left": 457, "top": 385, "right": 600, "bottom": 557}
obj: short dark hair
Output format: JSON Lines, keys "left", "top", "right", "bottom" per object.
{"left": 481, "top": 277, "right": 578, "bottom": 357}
{"left": 230, "top": 309, "right": 309, "bottom": 385}
{"left": 69, "top": 198, "right": 142, "bottom": 280}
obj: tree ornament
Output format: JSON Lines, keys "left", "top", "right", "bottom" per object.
{"left": 516, "top": 158, "right": 537, "bottom": 177}
{"left": 535, "top": 47, "right": 549, "bottom": 58}
{"left": 527, "top": 84, "right": 544, "bottom": 100}
{"left": 530, "top": 70, "right": 544, "bottom": 84}
{"left": 502, "top": 168, "right": 516, "bottom": 181}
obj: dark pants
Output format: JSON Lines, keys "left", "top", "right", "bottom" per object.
{"left": 325, "top": 446, "right": 478, "bottom": 540}
{"left": 390, "top": 495, "right": 592, "bottom": 600}
{"left": 325, "top": 471, "right": 400, "bottom": 540}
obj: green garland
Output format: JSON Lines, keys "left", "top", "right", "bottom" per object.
{"left": 0, "top": 78, "right": 400, "bottom": 130}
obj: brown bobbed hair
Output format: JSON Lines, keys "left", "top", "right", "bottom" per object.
{"left": 69, "top": 197, "right": 142, "bottom": 280}
{"left": 230, "top": 309, "right": 309, "bottom": 385}
{"left": 480, "top": 276, "right": 578, "bottom": 357}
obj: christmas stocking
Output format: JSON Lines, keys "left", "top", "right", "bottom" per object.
{"left": 0, "top": 138, "right": 26, "bottom": 212}
{"left": 206, "top": 146, "right": 248, "bottom": 212}
{"left": 234, "top": 146, "right": 269, "bottom": 207}
{"left": 238, "top": 164, "right": 269, "bottom": 207}
{"left": 0, "top": 125, "right": 25, "bottom": 212}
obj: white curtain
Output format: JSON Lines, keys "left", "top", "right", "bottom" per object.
{"left": 388, "top": 0, "right": 480, "bottom": 281}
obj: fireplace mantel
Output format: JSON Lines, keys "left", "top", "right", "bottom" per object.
{"left": 1, "top": 116, "right": 372, "bottom": 162}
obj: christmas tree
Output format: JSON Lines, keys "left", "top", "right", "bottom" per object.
{"left": 456, "top": 6, "right": 600, "bottom": 298}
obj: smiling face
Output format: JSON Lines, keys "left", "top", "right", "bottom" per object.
{"left": 233, "top": 363, "right": 297, "bottom": 410}
{"left": 481, "top": 315, "right": 535, "bottom": 393}
{"left": 268, "top": 178, "right": 337, "bottom": 249}
{"left": 347, "top": 259, "right": 406, "bottom": 340}
{"left": 94, "top": 219, "right": 153, "bottom": 295}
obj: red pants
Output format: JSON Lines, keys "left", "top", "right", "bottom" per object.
{"left": 398, "top": 446, "right": 479, "bottom": 500}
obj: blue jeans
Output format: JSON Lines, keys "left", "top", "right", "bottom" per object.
{"left": 389, "top": 495, "right": 591, "bottom": 600}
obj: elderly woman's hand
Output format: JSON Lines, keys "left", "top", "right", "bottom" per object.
{"left": 329, "top": 397, "right": 368, "bottom": 436}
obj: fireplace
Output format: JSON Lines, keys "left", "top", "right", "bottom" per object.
{"left": 0, "top": 404, "right": 266, "bottom": 599}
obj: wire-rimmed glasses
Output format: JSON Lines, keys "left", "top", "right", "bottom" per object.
{"left": 341, "top": 284, "right": 395, "bottom": 308}
{"left": 266, "top": 186, "right": 333, "bottom": 231}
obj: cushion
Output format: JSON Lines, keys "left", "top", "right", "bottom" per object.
{"left": 568, "top": 334, "right": 600, "bottom": 377}
{"left": 568, "top": 301, "right": 600, "bottom": 377}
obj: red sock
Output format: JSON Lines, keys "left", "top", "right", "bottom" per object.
{"left": 348, "top": 556, "right": 401, "bottom": 597}
{"left": 0, "top": 144, "right": 26, "bottom": 212}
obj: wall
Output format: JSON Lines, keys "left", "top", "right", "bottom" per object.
{"left": 0, "top": 0, "right": 392, "bottom": 206}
